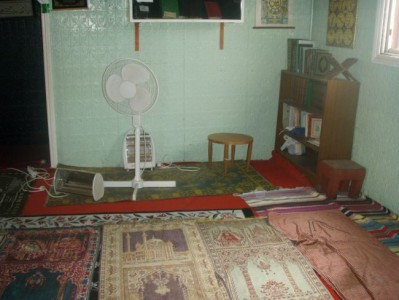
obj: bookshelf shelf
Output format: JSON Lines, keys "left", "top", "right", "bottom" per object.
{"left": 274, "top": 70, "right": 360, "bottom": 184}
{"left": 130, "top": 0, "right": 244, "bottom": 51}
{"left": 129, "top": 0, "right": 244, "bottom": 23}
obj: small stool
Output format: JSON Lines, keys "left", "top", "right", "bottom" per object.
{"left": 208, "top": 133, "right": 253, "bottom": 176}
{"left": 317, "top": 160, "right": 366, "bottom": 199}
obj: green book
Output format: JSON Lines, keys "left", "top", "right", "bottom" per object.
{"left": 160, "top": 0, "right": 180, "bottom": 18}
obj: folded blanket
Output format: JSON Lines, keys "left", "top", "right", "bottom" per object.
{"left": 268, "top": 208, "right": 399, "bottom": 300}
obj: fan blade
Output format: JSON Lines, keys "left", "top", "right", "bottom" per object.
{"left": 129, "top": 86, "right": 152, "bottom": 112}
{"left": 121, "top": 63, "right": 150, "bottom": 84}
{"left": 119, "top": 81, "right": 137, "bottom": 99}
{"left": 106, "top": 74, "right": 125, "bottom": 103}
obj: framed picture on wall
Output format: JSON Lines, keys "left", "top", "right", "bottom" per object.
{"left": 255, "top": 0, "right": 294, "bottom": 28}
{"left": 52, "top": 0, "right": 88, "bottom": 10}
{"left": 326, "top": 0, "right": 358, "bottom": 48}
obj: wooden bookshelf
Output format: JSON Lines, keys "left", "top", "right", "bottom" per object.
{"left": 274, "top": 70, "right": 360, "bottom": 184}
{"left": 129, "top": 0, "right": 244, "bottom": 23}
{"left": 130, "top": 0, "right": 243, "bottom": 51}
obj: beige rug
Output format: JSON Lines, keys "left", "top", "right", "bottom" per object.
{"left": 100, "top": 218, "right": 332, "bottom": 299}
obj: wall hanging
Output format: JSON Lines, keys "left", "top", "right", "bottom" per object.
{"left": 254, "top": 0, "right": 294, "bottom": 28}
{"left": 326, "top": 0, "right": 358, "bottom": 48}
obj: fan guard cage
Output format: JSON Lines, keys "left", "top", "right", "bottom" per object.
{"left": 102, "top": 58, "right": 159, "bottom": 116}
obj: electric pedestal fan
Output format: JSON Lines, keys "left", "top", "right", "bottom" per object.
{"left": 101, "top": 58, "right": 176, "bottom": 200}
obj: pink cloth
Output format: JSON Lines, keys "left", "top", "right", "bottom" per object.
{"left": 268, "top": 208, "right": 399, "bottom": 300}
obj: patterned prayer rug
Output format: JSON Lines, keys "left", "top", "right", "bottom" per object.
{"left": 0, "top": 226, "right": 100, "bottom": 299}
{"left": 46, "top": 161, "right": 274, "bottom": 206}
{"left": 0, "top": 209, "right": 252, "bottom": 299}
{"left": 99, "top": 218, "right": 332, "bottom": 299}
{"left": 0, "top": 170, "right": 32, "bottom": 216}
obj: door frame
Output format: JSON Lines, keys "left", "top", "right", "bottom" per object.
{"left": 40, "top": 8, "right": 58, "bottom": 168}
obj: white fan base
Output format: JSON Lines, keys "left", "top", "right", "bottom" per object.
{"left": 103, "top": 180, "right": 176, "bottom": 201}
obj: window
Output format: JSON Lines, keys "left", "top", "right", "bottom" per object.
{"left": 373, "top": 0, "right": 399, "bottom": 66}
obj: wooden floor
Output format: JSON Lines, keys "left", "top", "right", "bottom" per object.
{"left": 0, "top": 144, "right": 50, "bottom": 169}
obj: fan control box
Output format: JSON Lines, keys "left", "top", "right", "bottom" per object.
{"left": 123, "top": 131, "right": 156, "bottom": 170}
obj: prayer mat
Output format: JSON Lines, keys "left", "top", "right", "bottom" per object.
{"left": 0, "top": 209, "right": 252, "bottom": 299}
{"left": 269, "top": 208, "right": 399, "bottom": 299}
{"left": 336, "top": 195, "right": 399, "bottom": 255}
{"left": 99, "top": 218, "right": 332, "bottom": 299}
{"left": 241, "top": 186, "right": 328, "bottom": 216}
{"left": 46, "top": 161, "right": 274, "bottom": 206}
{"left": 0, "top": 226, "right": 100, "bottom": 300}
{"left": 0, "top": 170, "right": 31, "bottom": 216}
{"left": 244, "top": 187, "right": 399, "bottom": 256}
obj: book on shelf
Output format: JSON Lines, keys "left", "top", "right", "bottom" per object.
{"left": 178, "top": 0, "right": 189, "bottom": 18}
{"left": 204, "top": 0, "right": 222, "bottom": 19}
{"left": 308, "top": 116, "right": 322, "bottom": 139}
{"left": 282, "top": 104, "right": 300, "bottom": 128}
{"left": 160, "top": 0, "right": 180, "bottom": 18}
{"left": 287, "top": 39, "right": 315, "bottom": 73}
{"left": 133, "top": 1, "right": 163, "bottom": 19}
{"left": 304, "top": 48, "right": 332, "bottom": 76}
{"left": 308, "top": 138, "right": 320, "bottom": 147}
{"left": 186, "top": 0, "right": 204, "bottom": 18}
{"left": 291, "top": 76, "right": 307, "bottom": 105}
{"left": 291, "top": 106, "right": 300, "bottom": 128}
{"left": 219, "top": 0, "right": 241, "bottom": 19}
{"left": 300, "top": 111, "right": 309, "bottom": 136}
{"left": 303, "top": 79, "right": 326, "bottom": 110}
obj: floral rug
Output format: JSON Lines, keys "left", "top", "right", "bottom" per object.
{"left": 0, "top": 226, "right": 100, "bottom": 299}
{"left": 99, "top": 218, "right": 332, "bottom": 299}
{"left": 46, "top": 161, "right": 274, "bottom": 206}
{"left": 0, "top": 209, "right": 252, "bottom": 299}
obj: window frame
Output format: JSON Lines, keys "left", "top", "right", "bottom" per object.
{"left": 373, "top": 0, "right": 399, "bottom": 67}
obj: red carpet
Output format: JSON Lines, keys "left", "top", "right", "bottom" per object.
{"left": 251, "top": 151, "right": 311, "bottom": 188}
{"left": 22, "top": 151, "right": 311, "bottom": 216}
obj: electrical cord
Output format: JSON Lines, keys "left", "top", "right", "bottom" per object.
{"left": 157, "top": 155, "right": 201, "bottom": 172}
{"left": 7, "top": 167, "right": 67, "bottom": 198}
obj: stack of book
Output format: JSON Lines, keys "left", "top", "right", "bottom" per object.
{"left": 282, "top": 104, "right": 322, "bottom": 144}
{"left": 287, "top": 39, "right": 315, "bottom": 73}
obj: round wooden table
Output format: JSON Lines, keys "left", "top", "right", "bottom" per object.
{"left": 208, "top": 133, "right": 253, "bottom": 176}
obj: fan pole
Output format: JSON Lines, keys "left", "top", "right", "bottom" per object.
{"left": 133, "top": 120, "right": 143, "bottom": 188}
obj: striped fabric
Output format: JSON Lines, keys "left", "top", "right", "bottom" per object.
{"left": 242, "top": 188, "right": 399, "bottom": 255}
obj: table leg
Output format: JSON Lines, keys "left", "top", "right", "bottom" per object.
{"left": 224, "top": 144, "right": 229, "bottom": 176}
{"left": 231, "top": 145, "right": 236, "bottom": 162}
{"left": 208, "top": 140, "right": 213, "bottom": 168}
{"left": 246, "top": 141, "right": 253, "bottom": 170}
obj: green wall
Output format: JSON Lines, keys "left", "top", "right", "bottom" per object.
{"left": 50, "top": 0, "right": 398, "bottom": 212}
{"left": 312, "top": 0, "right": 399, "bottom": 213}
{"left": 50, "top": 0, "right": 312, "bottom": 166}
